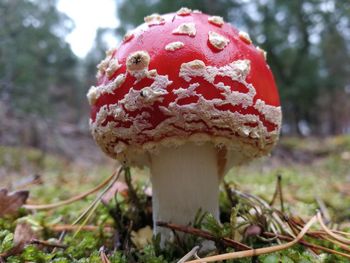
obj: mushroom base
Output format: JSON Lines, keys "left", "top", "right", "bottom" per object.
{"left": 150, "top": 142, "right": 220, "bottom": 244}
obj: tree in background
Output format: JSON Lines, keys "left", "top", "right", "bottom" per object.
{"left": 1, "top": 0, "right": 348, "bottom": 138}
{"left": 0, "top": 0, "right": 83, "bottom": 121}
{"left": 115, "top": 0, "right": 350, "bottom": 135}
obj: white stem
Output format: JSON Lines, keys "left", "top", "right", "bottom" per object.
{"left": 150, "top": 142, "right": 220, "bottom": 240}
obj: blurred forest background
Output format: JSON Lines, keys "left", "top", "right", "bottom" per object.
{"left": 0, "top": 0, "right": 350, "bottom": 161}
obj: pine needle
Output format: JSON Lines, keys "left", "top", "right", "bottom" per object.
{"left": 317, "top": 212, "right": 350, "bottom": 245}
{"left": 24, "top": 168, "right": 121, "bottom": 210}
{"left": 185, "top": 214, "right": 317, "bottom": 263}
{"left": 71, "top": 167, "right": 124, "bottom": 237}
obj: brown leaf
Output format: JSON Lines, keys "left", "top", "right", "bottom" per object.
{"left": 0, "top": 222, "right": 36, "bottom": 259}
{"left": 131, "top": 225, "right": 153, "bottom": 249}
{"left": 14, "top": 222, "right": 36, "bottom": 246}
{"left": 0, "top": 189, "right": 29, "bottom": 217}
{"left": 101, "top": 181, "right": 128, "bottom": 204}
{"left": 244, "top": 224, "right": 262, "bottom": 238}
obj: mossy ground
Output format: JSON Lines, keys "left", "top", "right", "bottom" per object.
{"left": 0, "top": 136, "right": 350, "bottom": 262}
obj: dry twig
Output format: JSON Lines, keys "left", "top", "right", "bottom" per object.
{"left": 30, "top": 239, "right": 67, "bottom": 249}
{"left": 157, "top": 221, "right": 251, "bottom": 251}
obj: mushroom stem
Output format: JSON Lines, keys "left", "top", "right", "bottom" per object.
{"left": 150, "top": 142, "right": 220, "bottom": 241}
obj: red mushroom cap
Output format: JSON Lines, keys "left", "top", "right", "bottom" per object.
{"left": 87, "top": 8, "right": 282, "bottom": 166}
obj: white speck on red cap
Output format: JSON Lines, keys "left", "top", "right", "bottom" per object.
{"left": 239, "top": 31, "right": 252, "bottom": 44}
{"left": 106, "top": 58, "right": 122, "bottom": 78}
{"left": 208, "top": 31, "right": 229, "bottom": 50}
{"left": 120, "top": 70, "right": 172, "bottom": 111}
{"left": 208, "top": 16, "right": 224, "bottom": 27}
{"left": 254, "top": 99, "right": 281, "bottom": 125}
{"left": 87, "top": 74, "right": 126, "bottom": 106}
{"left": 144, "top": 14, "right": 165, "bottom": 26}
{"left": 123, "top": 32, "right": 134, "bottom": 43}
{"left": 173, "top": 83, "right": 200, "bottom": 101}
{"left": 179, "top": 59, "right": 250, "bottom": 83}
{"left": 126, "top": 51, "right": 151, "bottom": 80}
{"left": 177, "top": 7, "right": 192, "bottom": 16}
{"left": 172, "top": 22, "right": 196, "bottom": 37}
{"left": 256, "top": 46, "right": 267, "bottom": 60}
{"left": 105, "top": 48, "right": 116, "bottom": 57}
{"left": 96, "top": 57, "right": 109, "bottom": 73}
{"left": 165, "top": 41, "right": 185, "bottom": 51}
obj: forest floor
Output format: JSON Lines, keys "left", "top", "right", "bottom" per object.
{"left": 0, "top": 135, "right": 350, "bottom": 262}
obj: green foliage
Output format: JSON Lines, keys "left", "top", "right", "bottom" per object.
{"left": 0, "top": 230, "right": 14, "bottom": 253}
{"left": 202, "top": 213, "right": 223, "bottom": 237}
{"left": 20, "top": 245, "right": 55, "bottom": 262}
{"left": 0, "top": 217, "right": 16, "bottom": 233}
{"left": 64, "top": 233, "right": 101, "bottom": 259}
{"left": 137, "top": 245, "right": 167, "bottom": 263}
{"left": 108, "top": 251, "right": 127, "bottom": 263}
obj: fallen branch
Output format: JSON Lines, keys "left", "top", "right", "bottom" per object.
{"left": 185, "top": 214, "right": 317, "bottom": 262}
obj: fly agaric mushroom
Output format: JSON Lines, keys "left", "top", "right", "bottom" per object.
{"left": 87, "top": 8, "right": 282, "bottom": 241}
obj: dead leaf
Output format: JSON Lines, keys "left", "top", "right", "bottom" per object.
{"left": 14, "top": 222, "right": 36, "bottom": 246}
{"left": 0, "top": 189, "right": 29, "bottom": 217}
{"left": 131, "top": 225, "right": 153, "bottom": 249}
{"left": 244, "top": 224, "right": 262, "bottom": 238}
{"left": 101, "top": 181, "right": 128, "bottom": 204}
{"left": 0, "top": 222, "right": 36, "bottom": 259}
